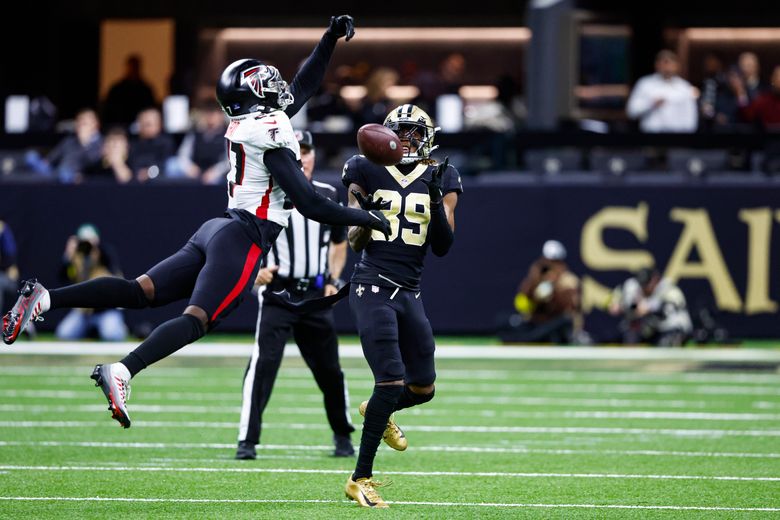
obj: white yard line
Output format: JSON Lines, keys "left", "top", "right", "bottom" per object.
{"left": 0, "top": 389, "right": 732, "bottom": 409}
{"left": 3, "top": 404, "right": 780, "bottom": 422}
{"left": 1, "top": 420, "right": 779, "bottom": 437}
{"left": 3, "top": 365, "right": 779, "bottom": 385}
{"left": 3, "top": 342, "right": 780, "bottom": 361}
{"left": 0, "top": 465, "right": 778, "bottom": 481}
{"left": 2, "top": 440, "right": 778, "bottom": 459}
{"left": 0, "top": 496, "right": 777, "bottom": 511}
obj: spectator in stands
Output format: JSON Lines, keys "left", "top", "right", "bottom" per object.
{"left": 352, "top": 67, "right": 399, "bottom": 127}
{"left": 166, "top": 105, "right": 229, "bottom": 184}
{"left": 411, "top": 52, "right": 467, "bottom": 120}
{"left": 0, "top": 220, "right": 19, "bottom": 318}
{"left": 731, "top": 52, "right": 767, "bottom": 104}
{"left": 736, "top": 65, "right": 780, "bottom": 131}
{"left": 55, "top": 223, "right": 128, "bottom": 341}
{"left": 626, "top": 50, "right": 698, "bottom": 133}
{"left": 128, "top": 108, "right": 175, "bottom": 182}
{"left": 498, "top": 240, "right": 585, "bottom": 345}
{"left": 83, "top": 127, "right": 134, "bottom": 183}
{"left": 29, "top": 108, "right": 103, "bottom": 183}
{"left": 608, "top": 267, "right": 692, "bottom": 347}
{"left": 102, "top": 54, "right": 157, "bottom": 129}
{"left": 698, "top": 52, "right": 738, "bottom": 131}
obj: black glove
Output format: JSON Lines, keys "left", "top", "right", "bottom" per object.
{"left": 366, "top": 210, "right": 391, "bottom": 240}
{"left": 422, "top": 156, "right": 448, "bottom": 204}
{"left": 352, "top": 190, "right": 390, "bottom": 211}
{"left": 327, "top": 15, "right": 355, "bottom": 41}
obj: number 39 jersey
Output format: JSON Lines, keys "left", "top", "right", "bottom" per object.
{"left": 224, "top": 110, "right": 301, "bottom": 227}
{"left": 342, "top": 155, "right": 463, "bottom": 290}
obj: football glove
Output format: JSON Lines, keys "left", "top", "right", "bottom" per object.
{"left": 422, "top": 156, "right": 448, "bottom": 204}
{"left": 327, "top": 15, "right": 355, "bottom": 41}
{"left": 351, "top": 190, "right": 390, "bottom": 211}
{"left": 366, "top": 210, "right": 391, "bottom": 240}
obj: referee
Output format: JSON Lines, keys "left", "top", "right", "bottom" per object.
{"left": 236, "top": 130, "right": 355, "bottom": 459}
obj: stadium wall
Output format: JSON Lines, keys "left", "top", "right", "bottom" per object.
{"left": 2, "top": 181, "right": 778, "bottom": 340}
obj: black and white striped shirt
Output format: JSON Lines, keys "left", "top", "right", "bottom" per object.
{"left": 265, "top": 180, "right": 347, "bottom": 279}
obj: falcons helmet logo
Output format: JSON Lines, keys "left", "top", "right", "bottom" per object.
{"left": 240, "top": 65, "right": 269, "bottom": 98}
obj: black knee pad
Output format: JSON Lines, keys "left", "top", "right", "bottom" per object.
{"left": 403, "top": 385, "right": 435, "bottom": 406}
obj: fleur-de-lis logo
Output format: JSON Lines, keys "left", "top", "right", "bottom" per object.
{"left": 356, "top": 284, "right": 365, "bottom": 297}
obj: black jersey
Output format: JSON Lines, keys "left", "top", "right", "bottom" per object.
{"left": 342, "top": 155, "right": 463, "bottom": 290}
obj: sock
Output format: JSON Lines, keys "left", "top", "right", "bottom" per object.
{"left": 49, "top": 277, "right": 149, "bottom": 311}
{"left": 39, "top": 290, "right": 51, "bottom": 313}
{"left": 352, "top": 384, "right": 403, "bottom": 480}
{"left": 119, "top": 314, "right": 205, "bottom": 377}
{"left": 394, "top": 385, "right": 435, "bottom": 412}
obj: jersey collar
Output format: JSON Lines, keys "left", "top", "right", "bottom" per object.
{"left": 385, "top": 162, "right": 428, "bottom": 189}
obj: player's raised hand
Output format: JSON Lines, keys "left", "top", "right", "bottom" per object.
{"left": 366, "top": 210, "right": 391, "bottom": 240}
{"left": 422, "top": 156, "right": 448, "bottom": 204}
{"left": 351, "top": 190, "right": 389, "bottom": 211}
{"left": 327, "top": 15, "right": 355, "bottom": 41}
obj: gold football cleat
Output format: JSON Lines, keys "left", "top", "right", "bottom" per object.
{"left": 345, "top": 476, "right": 390, "bottom": 508}
{"left": 359, "top": 400, "right": 408, "bottom": 451}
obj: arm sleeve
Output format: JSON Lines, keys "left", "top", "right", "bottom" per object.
{"left": 264, "top": 148, "right": 372, "bottom": 227}
{"left": 428, "top": 200, "right": 454, "bottom": 257}
{"left": 286, "top": 32, "right": 339, "bottom": 118}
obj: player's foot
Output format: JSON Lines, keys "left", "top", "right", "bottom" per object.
{"left": 359, "top": 400, "right": 407, "bottom": 451}
{"left": 2, "top": 279, "right": 48, "bottom": 345}
{"left": 91, "top": 363, "right": 132, "bottom": 428}
{"left": 345, "top": 476, "right": 389, "bottom": 508}
{"left": 235, "top": 441, "right": 256, "bottom": 460}
{"left": 332, "top": 434, "right": 355, "bottom": 457}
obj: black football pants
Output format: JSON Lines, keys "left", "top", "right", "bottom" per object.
{"left": 237, "top": 288, "right": 354, "bottom": 445}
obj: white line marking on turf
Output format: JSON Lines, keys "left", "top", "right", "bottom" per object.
{"left": 0, "top": 496, "right": 778, "bottom": 511}
{"left": 0, "top": 389, "right": 734, "bottom": 410}
{"left": 0, "top": 465, "right": 778, "bottom": 481}
{"left": 2, "top": 421, "right": 780, "bottom": 437}
{"left": 4, "top": 342, "right": 780, "bottom": 361}
{"left": 2, "top": 441, "right": 778, "bottom": 459}
{"left": 5, "top": 404, "right": 780, "bottom": 422}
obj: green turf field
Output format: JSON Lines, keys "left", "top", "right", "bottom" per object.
{"left": 0, "top": 351, "right": 778, "bottom": 518}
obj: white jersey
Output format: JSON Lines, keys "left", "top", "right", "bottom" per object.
{"left": 224, "top": 110, "right": 301, "bottom": 227}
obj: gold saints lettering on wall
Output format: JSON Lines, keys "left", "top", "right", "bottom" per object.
{"left": 579, "top": 203, "right": 778, "bottom": 315}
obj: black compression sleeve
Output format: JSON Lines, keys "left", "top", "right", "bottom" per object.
{"left": 286, "top": 32, "right": 338, "bottom": 117}
{"left": 428, "top": 201, "right": 454, "bottom": 257}
{"left": 264, "top": 148, "right": 371, "bottom": 227}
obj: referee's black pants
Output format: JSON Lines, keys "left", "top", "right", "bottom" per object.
{"left": 237, "top": 288, "right": 355, "bottom": 445}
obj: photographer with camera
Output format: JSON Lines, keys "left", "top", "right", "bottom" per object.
{"left": 608, "top": 267, "right": 692, "bottom": 347}
{"left": 55, "top": 223, "right": 128, "bottom": 341}
{"left": 499, "top": 240, "right": 586, "bottom": 345}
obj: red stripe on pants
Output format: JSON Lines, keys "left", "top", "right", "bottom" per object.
{"left": 210, "top": 244, "right": 262, "bottom": 322}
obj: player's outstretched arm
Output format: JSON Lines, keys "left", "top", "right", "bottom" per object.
{"left": 264, "top": 148, "right": 390, "bottom": 236}
{"left": 423, "top": 157, "right": 458, "bottom": 256}
{"left": 347, "top": 184, "right": 380, "bottom": 252}
{"left": 286, "top": 15, "right": 355, "bottom": 118}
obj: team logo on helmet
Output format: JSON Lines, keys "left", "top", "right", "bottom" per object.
{"left": 240, "top": 65, "right": 269, "bottom": 98}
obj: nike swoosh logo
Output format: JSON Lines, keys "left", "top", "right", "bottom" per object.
{"left": 415, "top": 292, "right": 421, "bottom": 299}
{"left": 260, "top": 119, "right": 278, "bottom": 124}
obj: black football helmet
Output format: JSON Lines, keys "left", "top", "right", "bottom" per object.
{"left": 216, "top": 59, "right": 294, "bottom": 117}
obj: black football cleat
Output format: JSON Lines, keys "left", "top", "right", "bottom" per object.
{"left": 235, "top": 441, "right": 257, "bottom": 460}
{"left": 91, "top": 364, "right": 132, "bottom": 428}
{"left": 332, "top": 434, "right": 355, "bottom": 457}
{"left": 2, "top": 279, "right": 47, "bottom": 345}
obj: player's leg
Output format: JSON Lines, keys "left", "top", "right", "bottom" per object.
{"left": 91, "top": 219, "right": 263, "bottom": 427}
{"left": 236, "top": 294, "right": 295, "bottom": 460}
{"left": 395, "top": 291, "right": 437, "bottom": 411}
{"left": 294, "top": 308, "right": 355, "bottom": 457}
{"left": 345, "top": 285, "right": 404, "bottom": 508}
{"left": 2, "top": 222, "right": 211, "bottom": 345}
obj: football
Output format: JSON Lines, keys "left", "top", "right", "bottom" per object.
{"left": 357, "top": 123, "right": 403, "bottom": 166}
